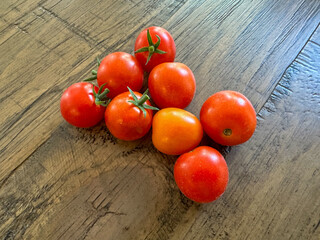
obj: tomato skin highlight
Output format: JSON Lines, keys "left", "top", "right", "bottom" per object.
{"left": 97, "top": 52, "right": 144, "bottom": 99}
{"left": 174, "top": 146, "right": 229, "bottom": 203}
{"left": 134, "top": 26, "right": 176, "bottom": 72}
{"left": 148, "top": 62, "right": 196, "bottom": 109}
{"left": 60, "top": 82, "right": 105, "bottom": 128}
{"left": 105, "top": 91, "right": 154, "bottom": 141}
{"left": 152, "top": 108, "right": 203, "bottom": 155}
{"left": 200, "top": 90, "right": 257, "bottom": 146}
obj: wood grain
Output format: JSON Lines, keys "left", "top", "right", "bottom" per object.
{"left": 0, "top": 8, "right": 104, "bottom": 188}
{"left": 0, "top": 0, "right": 187, "bottom": 187}
{"left": 169, "top": 27, "right": 320, "bottom": 240}
{"left": 0, "top": 0, "right": 319, "bottom": 239}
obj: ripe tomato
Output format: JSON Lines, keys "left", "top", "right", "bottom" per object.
{"left": 97, "top": 52, "right": 144, "bottom": 99}
{"left": 105, "top": 88, "right": 158, "bottom": 141}
{"left": 60, "top": 82, "right": 107, "bottom": 128}
{"left": 174, "top": 146, "right": 229, "bottom": 203}
{"left": 200, "top": 90, "right": 257, "bottom": 146}
{"left": 148, "top": 62, "right": 196, "bottom": 109}
{"left": 152, "top": 108, "right": 203, "bottom": 155}
{"left": 134, "top": 26, "right": 176, "bottom": 72}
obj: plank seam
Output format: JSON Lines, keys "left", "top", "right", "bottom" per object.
{"left": 0, "top": 0, "right": 49, "bottom": 32}
{"left": 39, "top": 6, "right": 105, "bottom": 51}
{"left": 256, "top": 22, "right": 320, "bottom": 115}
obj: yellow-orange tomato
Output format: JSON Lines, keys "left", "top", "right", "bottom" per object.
{"left": 152, "top": 108, "right": 203, "bottom": 155}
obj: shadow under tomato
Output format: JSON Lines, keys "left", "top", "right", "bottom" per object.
{"left": 199, "top": 132, "right": 232, "bottom": 158}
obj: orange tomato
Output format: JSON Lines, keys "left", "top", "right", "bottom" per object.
{"left": 152, "top": 108, "right": 203, "bottom": 155}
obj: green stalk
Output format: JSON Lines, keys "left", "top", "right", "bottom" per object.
{"left": 134, "top": 29, "right": 167, "bottom": 65}
{"left": 127, "top": 87, "right": 159, "bottom": 117}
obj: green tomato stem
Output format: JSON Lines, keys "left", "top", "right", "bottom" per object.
{"left": 93, "top": 84, "right": 110, "bottom": 107}
{"left": 97, "top": 57, "right": 101, "bottom": 66}
{"left": 134, "top": 28, "right": 167, "bottom": 65}
{"left": 136, "top": 94, "right": 150, "bottom": 105}
{"left": 84, "top": 76, "right": 97, "bottom": 82}
{"left": 127, "top": 87, "right": 158, "bottom": 118}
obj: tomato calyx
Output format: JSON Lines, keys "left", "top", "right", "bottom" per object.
{"left": 84, "top": 57, "right": 101, "bottom": 82}
{"left": 83, "top": 57, "right": 111, "bottom": 107}
{"left": 127, "top": 87, "right": 159, "bottom": 117}
{"left": 93, "top": 83, "right": 110, "bottom": 107}
{"left": 223, "top": 128, "right": 232, "bottom": 136}
{"left": 134, "top": 29, "right": 167, "bottom": 65}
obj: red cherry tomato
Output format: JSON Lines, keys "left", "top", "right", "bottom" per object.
{"left": 105, "top": 89, "right": 157, "bottom": 141}
{"left": 200, "top": 90, "right": 257, "bottom": 146}
{"left": 148, "top": 62, "right": 196, "bottom": 109}
{"left": 174, "top": 146, "right": 229, "bottom": 203}
{"left": 152, "top": 108, "right": 203, "bottom": 155}
{"left": 134, "top": 26, "right": 176, "bottom": 72}
{"left": 97, "top": 52, "right": 144, "bottom": 99}
{"left": 60, "top": 82, "right": 106, "bottom": 128}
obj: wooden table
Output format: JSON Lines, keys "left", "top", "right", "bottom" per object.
{"left": 1, "top": 0, "right": 319, "bottom": 239}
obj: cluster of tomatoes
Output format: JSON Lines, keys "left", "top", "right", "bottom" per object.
{"left": 60, "top": 26, "right": 257, "bottom": 203}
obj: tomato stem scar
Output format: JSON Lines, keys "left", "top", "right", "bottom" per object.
{"left": 149, "top": 46, "right": 155, "bottom": 53}
{"left": 223, "top": 128, "right": 232, "bottom": 136}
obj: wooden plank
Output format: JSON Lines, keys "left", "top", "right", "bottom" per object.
{"left": 1, "top": 27, "right": 319, "bottom": 238}
{"left": 0, "top": 0, "right": 48, "bottom": 23}
{"left": 0, "top": 9, "right": 104, "bottom": 186}
{"left": 163, "top": 0, "right": 320, "bottom": 113}
{"left": 40, "top": 0, "right": 320, "bottom": 112}
{"left": 0, "top": 0, "right": 190, "bottom": 186}
{"left": 1, "top": 0, "right": 318, "bottom": 178}
{"left": 41, "top": 0, "right": 189, "bottom": 51}
{"left": 310, "top": 25, "right": 320, "bottom": 44}
{"left": 0, "top": 0, "right": 320, "bottom": 239}
{"left": 0, "top": 124, "right": 174, "bottom": 239}
{"left": 169, "top": 26, "right": 320, "bottom": 240}
{"left": 0, "top": 0, "right": 187, "bottom": 186}
{"left": 0, "top": 18, "right": 9, "bottom": 32}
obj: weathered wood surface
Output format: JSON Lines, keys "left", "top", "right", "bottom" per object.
{"left": 0, "top": 0, "right": 319, "bottom": 239}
